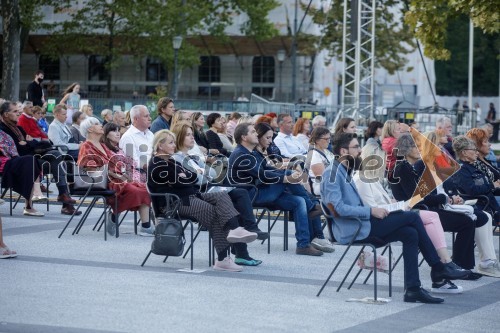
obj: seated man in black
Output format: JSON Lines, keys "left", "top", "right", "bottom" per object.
{"left": 0, "top": 101, "right": 80, "bottom": 215}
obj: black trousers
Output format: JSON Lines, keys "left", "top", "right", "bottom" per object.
{"left": 228, "top": 188, "right": 257, "bottom": 259}
{"left": 366, "top": 211, "right": 441, "bottom": 289}
{"left": 432, "top": 209, "right": 477, "bottom": 270}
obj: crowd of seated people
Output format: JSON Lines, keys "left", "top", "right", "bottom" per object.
{"left": 2, "top": 98, "right": 500, "bottom": 302}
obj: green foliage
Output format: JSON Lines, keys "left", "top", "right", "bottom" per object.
{"left": 435, "top": 15, "right": 499, "bottom": 96}
{"left": 405, "top": 0, "right": 500, "bottom": 60}
{"left": 308, "top": 0, "right": 416, "bottom": 74}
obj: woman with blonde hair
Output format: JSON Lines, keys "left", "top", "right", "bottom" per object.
{"left": 80, "top": 104, "right": 94, "bottom": 118}
{"left": 381, "top": 120, "right": 401, "bottom": 178}
{"left": 148, "top": 130, "right": 259, "bottom": 271}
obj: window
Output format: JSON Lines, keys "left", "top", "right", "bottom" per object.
{"left": 146, "top": 57, "right": 167, "bottom": 82}
{"left": 145, "top": 57, "right": 167, "bottom": 95}
{"left": 38, "top": 55, "right": 60, "bottom": 80}
{"left": 88, "top": 55, "right": 109, "bottom": 92}
{"left": 252, "top": 56, "right": 275, "bottom": 98}
{"left": 198, "top": 56, "right": 221, "bottom": 96}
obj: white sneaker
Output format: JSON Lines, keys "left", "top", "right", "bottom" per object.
{"left": 477, "top": 260, "right": 500, "bottom": 278}
{"left": 213, "top": 257, "right": 243, "bottom": 272}
{"left": 431, "top": 280, "right": 463, "bottom": 294}
{"left": 311, "top": 237, "right": 335, "bottom": 253}
{"left": 139, "top": 224, "right": 155, "bottom": 237}
{"left": 32, "top": 195, "right": 48, "bottom": 202}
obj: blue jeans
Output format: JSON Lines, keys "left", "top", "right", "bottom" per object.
{"left": 253, "top": 184, "right": 311, "bottom": 248}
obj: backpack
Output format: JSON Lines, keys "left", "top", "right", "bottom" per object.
{"left": 151, "top": 218, "right": 185, "bottom": 257}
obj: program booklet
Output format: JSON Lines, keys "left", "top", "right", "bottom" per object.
{"left": 377, "top": 201, "right": 407, "bottom": 213}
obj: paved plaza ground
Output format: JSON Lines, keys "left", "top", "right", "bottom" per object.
{"left": 1, "top": 200, "right": 499, "bottom": 333}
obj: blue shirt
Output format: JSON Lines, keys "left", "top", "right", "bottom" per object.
{"left": 38, "top": 118, "right": 49, "bottom": 133}
{"left": 150, "top": 115, "right": 170, "bottom": 134}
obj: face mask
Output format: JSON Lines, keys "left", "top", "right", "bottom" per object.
{"left": 37, "top": 78, "right": 44, "bottom": 83}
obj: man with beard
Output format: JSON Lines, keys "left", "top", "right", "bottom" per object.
{"left": 320, "top": 132, "right": 468, "bottom": 303}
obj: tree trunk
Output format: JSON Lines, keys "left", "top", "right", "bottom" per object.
{"left": 1, "top": 0, "right": 21, "bottom": 100}
{"left": 106, "top": 11, "right": 115, "bottom": 99}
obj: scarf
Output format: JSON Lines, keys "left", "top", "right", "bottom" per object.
{"left": 473, "top": 160, "right": 495, "bottom": 184}
{"left": 3, "top": 121, "right": 25, "bottom": 142}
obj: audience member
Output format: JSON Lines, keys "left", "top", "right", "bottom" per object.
{"left": 69, "top": 111, "right": 86, "bottom": 143}
{"left": 0, "top": 215, "right": 17, "bottom": 259}
{"left": 148, "top": 129, "right": 258, "bottom": 272}
{"left": 17, "top": 101, "right": 49, "bottom": 141}
{"left": 307, "top": 127, "right": 335, "bottom": 196}
{"left": 321, "top": 132, "right": 468, "bottom": 303}
{"left": 80, "top": 104, "right": 94, "bottom": 118}
{"left": 292, "top": 117, "right": 311, "bottom": 151}
{"left": 119, "top": 105, "right": 153, "bottom": 172}
{"left": 48, "top": 104, "right": 80, "bottom": 159}
{"left": 311, "top": 115, "right": 327, "bottom": 129}
{"left": 101, "top": 109, "right": 113, "bottom": 126}
{"left": 79, "top": 119, "right": 153, "bottom": 236}
{"left": 206, "top": 113, "right": 231, "bottom": 157}
{"left": 26, "top": 70, "right": 45, "bottom": 107}
{"left": 229, "top": 123, "right": 332, "bottom": 255}
{"left": 150, "top": 97, "right": 174, "bottom": 133}
{"left": 112, "top": 110, "right": 128, "bottom": 135}
{"left": 274, "top": 114, "right": 307, "bottom": 158}
{"left": 226, "top": 112, "right": 241, "bottom": 138}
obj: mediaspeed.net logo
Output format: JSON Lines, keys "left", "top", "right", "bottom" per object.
{"left": 406, "top": 128, "right": 461, "bottom": 208}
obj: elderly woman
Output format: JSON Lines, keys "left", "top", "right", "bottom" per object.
{"left": 148, "top": 130, "right": 258, "bottom": 272}
{"left": 355, "top": 142, "right": 466, "bottom": 293}
{"left": 391, "top": 134, "right": 488, "bottom": 278}
{"left": 466, "top": 128, "right": 500, "bottom": 191}
{"left": 77, "top": 118, "right": 153, "bottom": 237}
{"left": 205, "top": 112, "right": 231, "bottom": 157}
{"left": 451, "top": 135, "right": 500, "bottom": 277}
{"left": 307, "top": 127, "right": 335, "bottom": 196}
{"left": 292, "top": 118, "right": 311, "bottom": 151}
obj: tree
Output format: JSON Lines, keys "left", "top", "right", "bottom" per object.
{"left": 405, "top": 0, "right": 500, "bottom": 60}
{"left": 435, "top": 15, "right": 499, "bottom": 96}
{"left": 42, "top": 0, "right": 280, "bottom": 98}
{"left": 1, "top": 0, "right": 67, "bottom": 100}
{"left": 307, "top": 0, "right": 416, "bottom": 74}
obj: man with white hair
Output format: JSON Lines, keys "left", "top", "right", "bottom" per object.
{"left": 436, "top": 116, "right": 455, "bottom": 158}
{"left": 119, "top": 105, "right": 153, "bottom": 172}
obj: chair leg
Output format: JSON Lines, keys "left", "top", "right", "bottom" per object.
{"left": 388, "top": 245, "right": 392, "bottom": 297}
{"left": 317, "top": 244, "right": 354, "bottom": 297}
{"left": 182, "top": 226, "right": 202, "bottom": 259}
{"left": 141, "top": 250, "right": 152, "bottom": 267}
{"left": 338, "top": 247, "right": 365, "bottom": 292}
{"left": 59, "top": 194, "right": 89, "bottom": 238}
{"left": 190, "top": 221, "right": 194, "bottom": 270}
{"left": 73, "top": 197, "right": 99, "bottom": 235}
{"left": 372, "top": 247, "right": 378, "bottom": 301}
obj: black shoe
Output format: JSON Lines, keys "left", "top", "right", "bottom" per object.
{"left": 431, "top": 262, "right": 470, "bottom": 282}
{"left": 447, "top": 262, "right": 471, "bottom": 275}
{"left": 404, "top": 288, "right": 444, "bottom": 304}
{"left": 459, "top": 272, "right": 483, "bottom": 281}
{"left": 245, "top": 227, "right": 269, "bottom": 240}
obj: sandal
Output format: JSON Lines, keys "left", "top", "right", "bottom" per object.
{"left": 0, "top": 246, "right": 17, "bottom": 259}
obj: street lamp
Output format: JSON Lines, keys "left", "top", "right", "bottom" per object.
{"left": 172, "top": 35, "right": 183, "bottom": 99}
{"left": 277, "top": 49, "right": 286, "bottom": 101}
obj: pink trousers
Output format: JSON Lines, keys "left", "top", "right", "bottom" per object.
{"left": 419, "top": 210, "right": 447, "bottom": 250}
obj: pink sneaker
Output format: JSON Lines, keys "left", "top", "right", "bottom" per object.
{"left": 226, "top": 227, "right": 257, "bottom": 243}
{"left": 214, "top": 257, "right": 243, "bottom": 272}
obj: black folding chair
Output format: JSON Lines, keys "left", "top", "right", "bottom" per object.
{"left": 316, "top": 202, "right": 393, "bottom": 301}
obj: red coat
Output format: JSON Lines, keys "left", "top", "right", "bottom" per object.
{"left": 17, "top": 113, "right": 48, "bottom": 139}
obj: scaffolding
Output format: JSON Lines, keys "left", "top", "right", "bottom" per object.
{"left": 338, "top": 0, "right": 376, "bottom": 125}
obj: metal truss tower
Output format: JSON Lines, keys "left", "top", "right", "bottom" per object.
{"left": 338, "top": 0, "right": 376, "bottom": 123}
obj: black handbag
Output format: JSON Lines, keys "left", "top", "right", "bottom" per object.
{"left": 151, "top": 218, "right": 185, "bottom": 256}
{"left": 73, "top": 165, "right": 109, "bottom": 191}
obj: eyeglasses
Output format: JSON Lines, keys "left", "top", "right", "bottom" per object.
{"left": 348, "top": 145, "right": 361, "bottom": 149}
{"left": 319, "top": 137, "right": 331, "bottom": 141}
{"left": 464, "top": 148, "right": 478, "bottom": 152}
